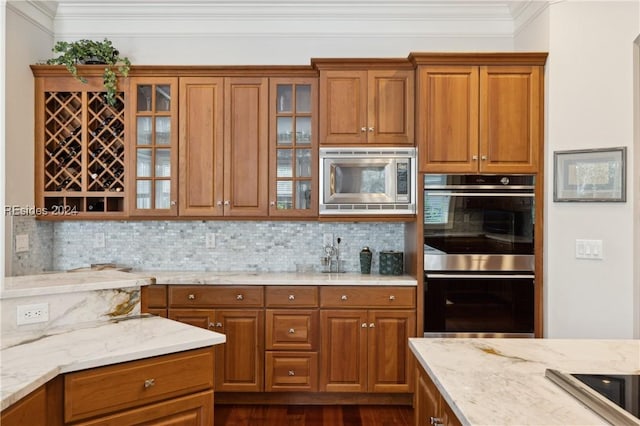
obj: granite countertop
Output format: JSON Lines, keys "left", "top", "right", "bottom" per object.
{"left": 0, "top": 315, "right": 226, "bottom": 411}
{"left": 1, "top": 270, "right": 155, "bottom": 299}
{"left": 147, "top": 270, "right": 417, "bottom": 286}
{"left": 409, "top": 338, "right": 640, "bottom": 426}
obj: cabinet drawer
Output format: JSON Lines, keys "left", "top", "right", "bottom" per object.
{"left": 72, "top": 390, "right": 213, "bottom": 426}
{"left": 266, "top": 310, "right": 318, "bottom": 350}
{"left": 142, "top": 285, "right": 167, "bottom": 309}
{"left": 64, "top": 348, "right": 214, "bottom": 423}
{"left": 265, "top": 286, "right": 318, "bottom": 307}
{"left": 320, "top": 286, "right": 415, "bottom": 308}
{"left": 265, "top": 352, "right": 318, "bottom": 392}
{"left": 168, "top": 285, "right": 263, "bottom": 307}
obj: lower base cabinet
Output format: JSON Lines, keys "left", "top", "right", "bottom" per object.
{"left": 415, "top": 363, "right": 461, "bottom": 426}
{"left": 0, "top": 385, "right": 48, "bottom": 426}
{"left": 0, "top": 348, "right": 215, "bottom": 426}
{"left": 72, "top": 391, "right": 213, "bottom": 426}
{"left": 145, "top": 284, "right": 416, "bottom": 400}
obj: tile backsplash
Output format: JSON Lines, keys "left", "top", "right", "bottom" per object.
{"left": 10, "top": 219, "right": 406, "bottom": 274}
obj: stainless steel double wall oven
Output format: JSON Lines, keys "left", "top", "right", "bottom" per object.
{"left": 423, "top": 174, "right": 536, "bottom": 337}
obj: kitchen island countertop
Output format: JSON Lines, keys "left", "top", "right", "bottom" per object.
{"left": 0, "top": 315, "right": 225, "bottom": 411}
{"left": 409, "top": 338, "right": 640, "bottom": 425}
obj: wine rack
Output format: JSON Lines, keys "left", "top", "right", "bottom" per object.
{"left": 42, "top": 90, "right": 126, "bottom": 216}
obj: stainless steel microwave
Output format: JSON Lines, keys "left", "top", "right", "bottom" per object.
{"left": 319, "top": 147, "right": 416, "bottom": 215}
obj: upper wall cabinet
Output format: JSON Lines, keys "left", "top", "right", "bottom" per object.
{"left": 129, "top": 77, "right": 179, "bottom": 216}
{"left": 269, "top": 78, "right": 318, "bottom": 217}
{"left": 178, "top": 77, "right": 269, "bottom": 217}
{"left": 32, "top": 69, "right": 127, "bottom": 218}
{"left": 413, "top": 53, "right": 547, "bottom": 174}
{"left": 316, "top": 61, "right": 414, "bottom": 145}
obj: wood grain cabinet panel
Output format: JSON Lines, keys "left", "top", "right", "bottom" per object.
{"left": 224, "top": 77, "right": 269, "bottom": 216}
{"left": 141, "top": 285, "right": 168, "bottom": 317}
{"left": 320, "top": 69, "right": 414, "bottom": 145}
{"left": 320, "top": 286, "right": 415, "bottom": 308}
{"left": 265, "top": 352, "right": 318, "bottom": 392}
{"left": 215, "top": 309, "right": 265, "bottom": 392}
{"left": 414, "top": 363, "right": 462, "bottom": 426}
{"left": 320, "top": 287, "right": 416, "bottom": 393}
{"left": 265, "top": 286, "right": 318, "bottom": 308}
{"left": 0, "top": 385, "right": 48, "bottom": 426}
{"left": 72, "top": 391, "right": 213, "bottom": 426}
{"left": 179, "top": 77, "right": 225, "bottom": 216}
{"left": 320, "top": 309, "right": 369, "bottom": 392}
{"left": 64, "top": 348, "right": 214, "bottom": 423}
{"left": 417, "top": 65, "right": 542, "bottom": 174}
{"left": 168, "top": 285, "right": 263, "bottom": 308}
{"left": 266, "top": 310, "right": 318, "bottom": 350}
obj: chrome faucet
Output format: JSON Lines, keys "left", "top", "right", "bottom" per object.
{"left": 321, "top": 237, "right": 342, "bottom": 273}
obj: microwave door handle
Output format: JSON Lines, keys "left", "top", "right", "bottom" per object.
{"left": 424, "top": 192, "right": 534, "bottom": 198}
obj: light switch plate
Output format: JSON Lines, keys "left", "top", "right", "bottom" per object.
{"left": 575, "top": 239, "right": 603, "bottom": 260}
{"left": 15, "top": 234, "right": 29, "bottom": 253}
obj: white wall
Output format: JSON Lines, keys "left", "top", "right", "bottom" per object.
{"left": 543, "top": 1, "right": 639, "bottom": 338}
{"left": 1, "top": 1, "right": 6, "bottom": 282}
{"left": 634, "top": 34, "right": 640, "bottom": 339}
{"left": 3, "top": 2, "right": 54, "bottom": 277}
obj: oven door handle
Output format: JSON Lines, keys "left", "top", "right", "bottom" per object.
{"left": 426, "top": 273, "right": 535, "bottom": 279}
{"left": 424, "top": 191, "right": 534, "bottom": 197}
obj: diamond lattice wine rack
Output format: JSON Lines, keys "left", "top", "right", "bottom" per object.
{"left": 41, "top": 89, "right": 126, "bottom": 217}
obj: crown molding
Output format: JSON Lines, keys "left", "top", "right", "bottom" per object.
{"left": 7, "top": 0, "right": 57, "bottom": 35}
{"left": 52, "top": 0, "right": 519, "bottom": 38}
{"left": 510, "top": 0, "right": 550, "bottom": 36}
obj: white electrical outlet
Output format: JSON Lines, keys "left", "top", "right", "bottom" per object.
{"left": 206, "top": 233, "right": 216, "bottom": 249}
{"left": 94, "top": 232, "right": 105, "bottom": 248}
{"left": 15, "top": 234, "right": 29, "bottom": 253}
{"left": 323, "top": 233, "right": 334, "bottom": 247}
{"left": 17, "top": 303, "right": 49, "bottom": 325}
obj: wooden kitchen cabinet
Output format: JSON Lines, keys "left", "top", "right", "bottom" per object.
{"left": 64, "top": 348, "right": 214, "bottom": 425}
{"left": 265, "top": 286, "right": 319, "bottom": 392}
{"left": 178, "top": 77, "right": 224, "bottom": 216}
{"left": 319, "top": 286, "right": 416, "bottom": 393}
{"left": 177, "top": 77, "right": 269, "bottom": 216}
{"left": 128, "top": 77, "right": 180, "bottom": 216}
{"left": 318, "top": 66, "right": 414, "bottom": 145}
{"left": 168, "top": 285, "right": 265, "bottom": 392}
{"left": 141, "top": 284, "right": 168, "bottom": 317}
{"left": 32, "top": 68, "right": 127, "bottom": 218}
{"left": 269, "top": 78, "right": 318, "bottom": 216}
{"left": 416, "top": 60, "right": 544, "bottom": 173}
{"left": 0, "top": 384, "right": 48, "bottom": 426}
{"left": 414, "top": 362, "right": 461, "bottom": 426}
{"left": 224, "top": 77, "right": 270, "bottom": 216}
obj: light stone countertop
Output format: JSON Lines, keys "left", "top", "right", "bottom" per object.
{"left": 147, "top": 270, "right": 417, "bottom": 286}
{"left": 409, "top": 338, "right": 640, "bottom": 426}
{"left": 1, "top": 270, "right": 155, "bottom": 299}
{"left": 0, "top": 315, "right": 225, "bottom": 411}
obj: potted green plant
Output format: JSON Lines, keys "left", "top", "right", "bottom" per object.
{"left": 46, "top": 38, "right": 131, "bottom": 106}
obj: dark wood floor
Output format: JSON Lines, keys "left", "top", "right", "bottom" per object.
{"left": 214, "top": 404, "right": 414, "bottom": 426}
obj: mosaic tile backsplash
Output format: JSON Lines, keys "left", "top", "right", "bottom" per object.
{"left": 9, "top": 216, "right": 53, "bottom": 276}
{"left": 12, "top": 220, "right": 406, "bottom": 274}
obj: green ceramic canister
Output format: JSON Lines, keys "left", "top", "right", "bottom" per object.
{"left": 360, "top": 247, "right": 372, "bottom": 274}
{"left": 379, "top": 251, "right": 403, "bottom": 275}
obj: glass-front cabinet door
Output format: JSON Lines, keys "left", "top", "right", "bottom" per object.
{"left": 129, "top": 78, "right": 179, "bottom": 216}
{"left": 269, "top": 78, "right": 318, "bottom": 216}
